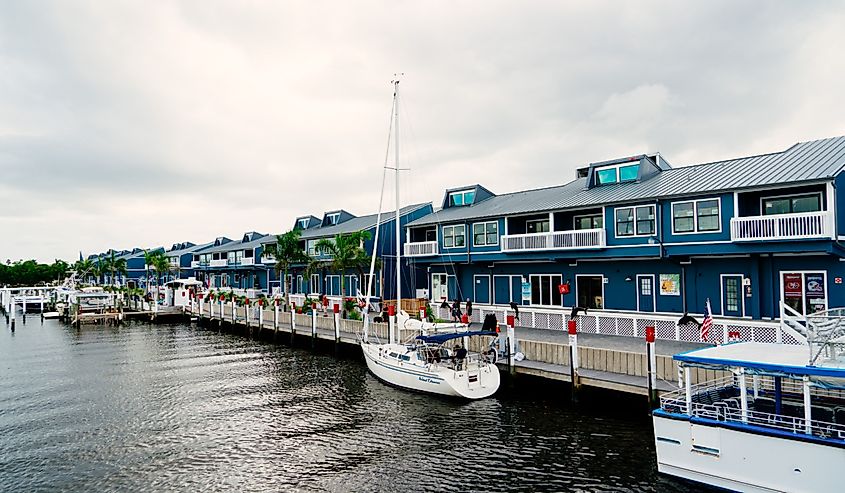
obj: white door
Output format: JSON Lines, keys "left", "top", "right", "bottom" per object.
{"left": 431, "top": 274, "right": 448, "bottom": 301}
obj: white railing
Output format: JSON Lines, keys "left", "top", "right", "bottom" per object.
{"left": 730, "top": 211, "right": 833, "bottom": 241}
{"left": 437, "top": 302, "right": 795, "bottom": 345}
{"left": 190, "top": 260, "right": 200, "bottom": 268}
{"left": 209, "top": 259, "right": 227, "bottom": 267}
{"left": 261, "top": 254, "right": 276, "bottom": 264}
{"left": 501, "top": 228, "right": 606, "bottom": 252}
{"left": 404, "top": 241, "right": 438, "bottom": 257}
{"left": 240, "top": 257, "right": 255, "bottom": 266}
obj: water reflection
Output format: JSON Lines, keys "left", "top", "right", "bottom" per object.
{"left": 0, "top": 320, "right": 692, "bottom": 492}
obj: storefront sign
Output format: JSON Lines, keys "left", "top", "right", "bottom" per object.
{"left": 521, "top": 281, "right": 531, "bottom": 302}
{"left": 805, "top": 273, "right": 826, "bottom": 314}
{"left": 783, "top": 273, "right": 802, "bottom": 297}
{"left": 659, "top": 274, "right": 680, "bottom": 296}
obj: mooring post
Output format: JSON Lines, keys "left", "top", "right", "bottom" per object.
{"left": 333, "top": 303, "right": 341, "bottom": 344}
{"left": 258, "top": 301, "right": 264, "bottom": 333}
{"left": 568, "top": 319, "right": 581, "bottom": 401}
{"left": 199, "top": 296, "right": 205, "bottom": 322}
{"left": 418, "top": 306, "right": 426, "bottom": 322}
{"left": 230, "top": 300, "right": 235, "bottom": 326}
{"left": 506, "top": 313, "right": 515, "bottom": 375}
{"left": 388, "top": 304, "right": 396, "bottom": 345}
{"left": 245, "top": 298, "right": 251, "bottom": 331}
{"left": 40, "top": 298, "right": 44, "bottom": 321}
{"left": 311, "top": 302, "right": 317, "bottom": 349}
{"left": 274, "top": 299, "right": 279, "bottom": 334}
{"left": 291, "top": 303, "right": 297, "bottom": 344}
{"left": 645, "top": 325, "right": 658, "bottom": 410}
{"left": 10, "top": 297, "right": 16, "bottom": 331}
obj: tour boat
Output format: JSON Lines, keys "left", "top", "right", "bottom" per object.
{"left": 358, "top": 78, "right": 501, "bottom": 399}
{"left": 653, "top": 339, "right": 845, "bottom": 492}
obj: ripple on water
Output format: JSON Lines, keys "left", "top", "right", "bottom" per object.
{"left": 0, "top": 320, "right": 695, "bottom": 492}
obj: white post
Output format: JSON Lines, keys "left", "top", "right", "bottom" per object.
{"left": 291, "top": 304, "right": 297, "bottom": 335}
{"left": 258, "top": 304, "right": 263, "bottom": 328}
{"left": 333, "top": 303, "right": 341, "bottom": 343}
{"left": 389, "top": 307, "right": 396, "bottom": 345}
{"left": 684, "top": 366, "right": 692, "bottom": 413}
{"left": 199, "top": 297, "right": 205, "bottom": 317}
{"left": 246, "top": 303, "right": 252, "bottom": 327}
{"left": 231, "top": 300, "right": 235, "bottom": 324}
{"left": 739, "top": 369, "right": 748, "bottom": 423}
{"left": 274, "top": 301, "right": 279, "bottom": 331}
{"left": 752, "top": 374, "right": 759, "bottom": 399}
{"left": 311, "top": 303, "right": 317, "bottom": 340}
{"left": 10, "top": 296, "right": 16, "bottom": 329}
{"left": 803, "top": 376, "right": 813, "bottom": 434}
{"left": 507, "top": 324, "right": 516, "bottom": 369}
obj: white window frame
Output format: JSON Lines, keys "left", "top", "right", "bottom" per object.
{"left": 310, "top": 274, "right": 320, "bottom": 294}
{"left": 778, "top": 270, "right": 828, "bottom": 317}
{"left": 430, "top": 273, "right": 449, "bottom": 301}
{"left": 493, "top": 274, "right": 521, "bottom": 304}
{"left": 526, "top": 218, "right": 550, "bottom": 234}
{"left": 573, "top": 213, "right": 603, "bottom": 230}
{"left": 325, "top": 275, "right": 341, "bottom": 296}
{"left": 594, "top": 162, "right": 640, "bottom": 185}
{"left": 528, "top": 273, "right": 563, "bottom": 307}
{"left": 442, "top": 224, "right": 466, "bottom": 249}
{"left": 671, "top": 197, "right": 722, "bottom": 235}
{"left": 326, "top": 213, "right": 340, "bottom": 225}
{"left": 575, "top": 274, "right": 606, "bottom": 310}
{"left": 298, "top": 218, "right": 309, "bottom": 229}
{"left": 760, "top": 191, "right": 823, "bottom": 216}
{"left": 472, "top": 221, "right": 499, "bottom": 247}
{"left": 614, "top": 205, "right": 656, "bottom": 237}
{"left": 448, "top": 190, "right": 475, "bottom": 207}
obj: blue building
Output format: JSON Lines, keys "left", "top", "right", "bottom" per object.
{"left": 192, "top": 233, "right": 275, "bottom": 290}
{"left": 403, "top": 136, "right": 845, "bottom": 322}
{"left": 164, "top": 241, "right": 212, "bottom": 281}
{"left": 270, "top": 203, "right": 434, "bottom": 300}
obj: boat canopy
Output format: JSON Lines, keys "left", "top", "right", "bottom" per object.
{"left": 675, "top": 342, "right": 845, "bottom": 379}
{"left": 415, "top": 331, "right": 497, "bottom": 345}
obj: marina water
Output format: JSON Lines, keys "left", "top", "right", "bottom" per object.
{"left": 0, "top": 320, "right": 693, "bottom": 492}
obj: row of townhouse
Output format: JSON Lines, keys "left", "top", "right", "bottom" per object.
{"left": 89, "top": 135, "right": 845, "bottom": 324}
{"left": 402, "top": 136, "right": 845, "bottom": 321}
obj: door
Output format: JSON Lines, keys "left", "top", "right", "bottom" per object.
{"left": 721, "top": 275, "right": 743, "bottom": 317}
{"left": 493, "top": 275, "right": 511, "bottom": 304}
{"left": 576, "top": 275, "right": 604, "bottom": 309}
{"left": 474, "top": 275, "right": 491, "bottom": 304}
{"left": 637, "top": 275, "right": 655, "bottom": 312}
{"left": 447, "top": 276, "right": 458, "bottom": 301}
{"left": 431, "top": 274, "right": 448, "bottom": 301}
{"left": 781, "top": 271, "right": 827, "bottom": 316}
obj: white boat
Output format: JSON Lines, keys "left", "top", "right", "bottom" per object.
{"left": 653, "top": 340, "right": 845, "bottom": 492}
{"left": 359, "top": 78, "right": 501, "bottom": 399}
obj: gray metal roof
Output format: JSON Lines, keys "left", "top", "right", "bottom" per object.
{"left": 294, "top": 203, "right": 431, "bottom": 240}
{"left": 407, "top": 136, "right": 845, "bottom": 227}
{"left": 166, "top": 241, "right": 212, "bottom": 257}
{"left": 202, "top": 232, "right": 268, "bottom": 254}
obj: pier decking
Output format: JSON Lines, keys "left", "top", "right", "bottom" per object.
{"left": 187, "top": 304, "right": 723, "bottom": 396}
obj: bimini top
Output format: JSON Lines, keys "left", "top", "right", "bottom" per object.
{"left": 415, "top": 331, "right": 498, "bottom": 345}
{"left": 675, "top": 342, "right": 845, "bottom": 379}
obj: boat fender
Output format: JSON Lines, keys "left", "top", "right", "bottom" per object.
{"left": 514, "top": 352, "right": 525, "bottom": 362}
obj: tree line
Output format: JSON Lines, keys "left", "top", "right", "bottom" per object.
{"left": 0, "top": 260, "right": 70, "bottom": 286}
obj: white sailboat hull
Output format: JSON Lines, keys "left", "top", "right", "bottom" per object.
{"left": 361, "top": 342, "right": 500, "bottom": 399}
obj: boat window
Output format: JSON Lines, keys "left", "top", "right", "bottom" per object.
{"left": 399, "top": 354, "right": 410, "bottom": 361}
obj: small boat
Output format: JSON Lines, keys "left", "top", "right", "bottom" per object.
{"left": 359, "top": 78, "right": 500, "bottom": 399}
{"left": 653, "top": 340, "right": 845, "bottom": 492}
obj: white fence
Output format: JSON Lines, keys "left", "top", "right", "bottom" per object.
{"left": 501, "top": 229, "right": 605, "bottom": 252}
{"left": 730, "top": 211, "right": 833, "bottom": 241}
{"left": 404, "top": 241, "right": 438, "bottom": 257}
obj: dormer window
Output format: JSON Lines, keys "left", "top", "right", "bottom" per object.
{"left": 298, "top": 218, "right": 309, "bottom": 229}
{"left": 448, "top": 190, "right": 475, "bottom": 207}
{"left": 595, "top": 162, "right": 639, "bottom": 185}
{"left": 326, "top": 213, "right": 340, "bottom": 225}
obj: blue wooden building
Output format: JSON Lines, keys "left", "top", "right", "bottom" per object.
{"left": 403, "top": 136, "right": 845, "bottom": 321}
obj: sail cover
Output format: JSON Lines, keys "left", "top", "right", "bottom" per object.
{"left": 415, "top": 331, "right": 498, "bottom": 344}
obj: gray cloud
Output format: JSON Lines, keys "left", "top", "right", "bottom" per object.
{"left": 1, "top": 0, "right": 844, "bottom": 262}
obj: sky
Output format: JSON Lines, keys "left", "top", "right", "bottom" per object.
{"left": 1, "top": 1, "right": 844, "bottom": 263}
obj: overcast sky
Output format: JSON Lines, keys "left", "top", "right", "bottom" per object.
{"left": 1, "top": 1, "right": 843, "bottom": 263}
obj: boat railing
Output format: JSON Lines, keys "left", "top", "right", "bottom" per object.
{"left": 659, "top": 377, "right": 845, "bottom": 441}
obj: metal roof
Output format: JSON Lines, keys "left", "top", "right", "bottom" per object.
{"left": 408, "top": 136, "right": 845, "bottom": 226}
{"left": 295, "top": 203, "right": 431, "bottom": 240}
{"left": 203, "top": 232, "right": 268, "bottom": 254}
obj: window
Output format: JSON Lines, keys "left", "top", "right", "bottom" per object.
{"left": 448, "top": 190, "right": 475, "bottom": 207}
{"left": 594, "top": 162, "right": 640, "bottom": 185}
{"left": 616, "top": 205, "right": 655, "bottom": 237}
{"left": 574, "top": 214, "right": 603, "bottom": 230}
{"left": 298, "top": 218, "right": 309, "bottom": 229}
{"left": 310, "top": 274, "right": 320, "bottom": 294}
{"left": 472, "top": 221, "right": 499, "bottom": 246}
{"left": 306, "top": 239, "right": 320, "bottom": 256}
{"left": 763, "top": 193, "right": 821, "bottom": 215}
{"left": 526, "top": 219, "right": 550, "bottom": 233}
{"left": 244, "top": 249, "right": 253, "bottom": 258}
{"left": 227, "top": 251, "right": 237, "bottom": 264}
{"left": 672, "top": 198, "right": 721, "bottom": 234}
{"left": 442, "top": 225, "right": 465, "bottom": 248}
{"left": 530, "top": 274, "right": 563, "bottom": 306}
{"left": 326, "top": 213, "right": 340, "bottom": 225}
{"left": 725, "top": 278, "right": 739, "bottom": 313}
{"left": 640, "top": 276, "right": 653, "bottom": 296}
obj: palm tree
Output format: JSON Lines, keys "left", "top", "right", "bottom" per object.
{"left": 151, "top": 253, "right": 171, "bottom": 298}
{"left": 263, "top": 229, "right": 308, "bottom": 308}
{"left": 143, "top": 250, "right": 164, "bottom": 295}
{"left": 315, "top": 231, "right": 371, "bottom": 312}
{"left": 113, "top": 257, "right": 128, "bottom": 286}
{"left": 74, "top": 258, "right": 95, "bottom": 284}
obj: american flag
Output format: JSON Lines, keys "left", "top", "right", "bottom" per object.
{"left": 701, "top": 298, "right": 712, "bottom": 342}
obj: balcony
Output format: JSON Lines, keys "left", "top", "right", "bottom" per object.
{"left": 209, "top": 259, "right": 227, "bottom": 267}
{"left": 404, "top": 241, "right": 438, "bottom": 257}
{"left": 190, "top": 260, "right": 200, "bottom": 269}
{"left": 240, "top": 257, "right": 255, "bottom": 266}
{"left": 261, "top": 254, "right": 276, "bottom": 264}
{"left": 502, "top": 229, "right": 606, "bottom": 252}
{"left": 730, "top": 211, "right": 834, "bottom": 242}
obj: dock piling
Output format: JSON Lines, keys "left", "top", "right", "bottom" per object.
{"left": 645, "top": 326, "right": 658, "bottom": 410}
{"left": 506, "top": 315, "right": 515, "bottom": 375}
{"left": 333, "top": 303, "right": 340, "bottom": 344}
{"left": 291, "top": 303, "right": 297, "bottom": 344}
{"left": 568, "top": 320, "right": 581, "bottom": 401}
{"left": 311, "top": 303, "right": 317, "bottom": 349}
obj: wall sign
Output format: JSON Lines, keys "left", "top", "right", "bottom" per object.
{"left": 659, "top": 274, "right": 680, "bottom": 296}
{"left": 836, "top": 277, "right": 843, "bottom": 285}
{"left": 521, "top": 281, "right": 531, "bottom": 302}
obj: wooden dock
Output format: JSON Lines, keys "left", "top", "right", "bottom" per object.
{"left": 184, "top": 304, "right": 723, "bottom": 399}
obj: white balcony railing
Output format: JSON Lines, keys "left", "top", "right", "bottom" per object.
{"left": 240, "top": 257, "right": 255, "bottom": 266}
{"left": 501, "top": 229, "right": 606, "bottom": 252}
{"left": 404, "top": 241, "right": 438, "bottom": 257}
{"left": 190, "top": 260, "right": 200, "bottom": 269}
{"left": 261, "top": 254, "right": 276, "bottom": 264}
{"left": 209, "top": 259, "right": 227, "bottom": 267}
{"left": 730, "top": 211, "right": 833, "bottom": 242}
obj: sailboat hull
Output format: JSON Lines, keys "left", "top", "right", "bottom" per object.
{"left": 360, "top": 342, "right": 500, "bottom": 399}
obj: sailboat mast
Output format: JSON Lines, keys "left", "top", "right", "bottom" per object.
{"left": 394, "top": 79, "right": 401, "bottom": 323}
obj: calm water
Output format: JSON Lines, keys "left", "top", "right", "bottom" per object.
{"left": 0, "top": 318, "right": 691, "bottom": 492}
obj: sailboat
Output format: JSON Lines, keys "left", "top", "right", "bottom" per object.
{"left": 358, "top": 77, "right": 501, "bottom": 399}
